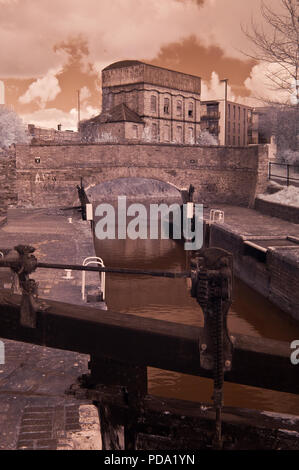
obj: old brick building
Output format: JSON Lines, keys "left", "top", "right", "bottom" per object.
{"left": 80, "top": 60, "right": 202, "bottom": 144}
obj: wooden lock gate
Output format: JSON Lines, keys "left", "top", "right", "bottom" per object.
{"left": 0, "top": 245, "right": 298, "bottom": 450}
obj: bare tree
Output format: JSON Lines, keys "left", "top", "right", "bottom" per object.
{"left": 243, "top": 0, "right": 299, "bottom": 106}
{"left": 0, "top": 107, "right": 29, "bottom": 149}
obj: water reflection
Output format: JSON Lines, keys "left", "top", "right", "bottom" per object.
{"left": 93, "top": 205, "right": 299, "bottom": 414}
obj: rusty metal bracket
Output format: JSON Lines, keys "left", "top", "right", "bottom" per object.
{"left": 191, "top": 247, "right": 234, "bottom": 371}
{"left": 0, "top": 245, "right": 41, "bottom": 328}
{"left": 191, "top": 247, "right": 234, "bottom": 449}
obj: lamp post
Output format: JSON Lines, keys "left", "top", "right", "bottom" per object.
{"left": 220, "top": 79, "right": 228, "bottom": 146}
{"left": 77, "top": 89, "right": 81, "bottom": 131}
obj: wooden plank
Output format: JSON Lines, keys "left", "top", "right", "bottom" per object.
{"left": 0, "top": 289, "right": 297, "bottom": 394}
{"left": 68, "top": 384, "right": 299, "bottom": 450}
{"left": 138, "top": 395, "right": 299, "bottom": 450}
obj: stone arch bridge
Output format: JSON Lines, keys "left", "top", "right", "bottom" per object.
{"left": 15, "top": 142, "right": 269, "bottom": 209}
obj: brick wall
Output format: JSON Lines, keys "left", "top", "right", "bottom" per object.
{"left": 255, "top": 197, "right": 299, "bottom": 224}
{"left": 28, "top": 125, "right": 80, "bottom": 144}
{"left": 0, "top": 148, "right": 17, "bottom": 216}
{"left": 15, "top": 142, "right": 268, "bottom": 209}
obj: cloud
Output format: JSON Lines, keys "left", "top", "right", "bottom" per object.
{"left": 21, "top": 104, "right": 99, "bottom": 131}
{"left": 244, "top": 62, "right": 293, "bottom": 105}
{"left": 19, "top": 68, "right": 62, "bottom": 107}
{"left": 202, "top": 70, "right": 262, "bottom": 106}
{"left": 0, "top": 0, "right": 282, "bottom": 79}
{"left": 201, "top": 72, "right": 233, "bottom": 101}
{"left": 80, "top": 86, "right": 91, "bottom": 102}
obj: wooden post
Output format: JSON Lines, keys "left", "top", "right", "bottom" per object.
{"left": 88, "top": 356, "right": 147, "bottom": 450}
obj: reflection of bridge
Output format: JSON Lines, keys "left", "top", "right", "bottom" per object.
{"left": 15, "top": 143, "right": 269, "bottom": 208}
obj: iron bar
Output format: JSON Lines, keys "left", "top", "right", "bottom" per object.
{"left": 35, "top": 262, "right": 190, "bottom": 278}
{"left": 269, "top": 162, "right": 299, "bottom": 184}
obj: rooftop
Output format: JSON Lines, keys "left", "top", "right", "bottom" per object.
{"left": 103, "top": 60, "right": 202, "bottom": 81}
{"left": 103, "top": 60, "right": 143, "bottom": 71}
{"left": 81, "top": 103, "right": 144, "bottom": 125}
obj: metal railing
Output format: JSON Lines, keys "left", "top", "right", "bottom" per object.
{"left": 82, "top": 256, "right": 106, "bottom": 301}
{"left": 201, "top": 112, "right": 221, "bottom": 120}
{"left": 269, "top": 162, "right": 299, "bottom": 186}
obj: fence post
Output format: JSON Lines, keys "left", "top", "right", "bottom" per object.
{"left": 287, "top": 164, "right": 290, "bottom": 186}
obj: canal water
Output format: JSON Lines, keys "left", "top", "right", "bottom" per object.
{"left": 93, "top": 203, "right": 299, "bottom": 415}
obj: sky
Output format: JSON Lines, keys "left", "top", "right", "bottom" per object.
{"left": 0, "top": 0, "right": 286, "bottom": 130}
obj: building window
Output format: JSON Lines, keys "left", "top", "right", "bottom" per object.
{"left": 233, "top": 122, "right": 236, "bottom": 133}
{"left": 177, "top": 100, "right": 182, "bottom": 116}
{"left": 238, "top": 136, "right": 240, "bottom": 146}
{"left": 207, "top": 103, "right": 218, "bottom": 117}
{"left": 152, "top": 123, "right": 158, "bottom": 140}
{"left": 188, "top": 127, "right": 194, "bottom": 144}
{"left": 177, "top": 125, "right": 182, "bottom": 143}
{"left": 151, "top": 95, "right": 157, "bottom": 112}
{"left": 188, "top": 102, "right": 194, "bottom": 118}
{"left": 228, "top": 104, "right": 230, "bottom": 118}
{"left": 132, "top": 125, "right": 138, "bottom": 139}
{"left": 164, "top": 98, "right": 170, "bottom": 114}
{"left": 208, "top": 121, "right": 218, "bottom": 135}
{"left": 164, "top": 125, "right": 170, "bottom": 142}
{"left": 108, "top": 93, "right": 113, "bottom": 109}
{"left": 233, "top": 105, "right": 236, "bottom": 120}
{"left": 233, "top": 136, "right": 236, "bottom": 146}
{"left": 238, "top": 106, "right": 241, "bottom": 119}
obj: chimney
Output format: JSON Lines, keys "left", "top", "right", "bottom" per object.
{"left": 57, "top": 124, "right": 62, "bottom": 131}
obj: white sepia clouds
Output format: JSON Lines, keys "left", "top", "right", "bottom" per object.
{"left": 21, "top": 104, "right": 100, "bottom": 131}
{"left": 19, "top": 68, "right": 62, "bottom": 107}
{"left": 0, "top": 0, "right": 281, "bottom": 79}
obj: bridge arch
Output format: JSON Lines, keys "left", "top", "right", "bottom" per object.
{"left": 84, "top": 176, "right": 186, "bottom": 203}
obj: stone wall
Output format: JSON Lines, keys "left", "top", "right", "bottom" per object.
{"left": 0, "top": 148, "right": 17, "bottom": 216}
{"left": 15, "top": 142, "right": 268, "bottom": 209}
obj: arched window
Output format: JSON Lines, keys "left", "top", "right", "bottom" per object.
{"left": 177, "top": 100, "right": 182, "bottom": 116}
{"left": 177, "top": 126, "right": 182, "bottom": 142}
{"left": 188, "top": 102, "right": 194, "bottom": 118}
{"left": 152, "top": 123, "right": 158, "bottom": 140}
{"left": 164, "top": 125, "right": 170, "bottom": 141}
{"left": 132, "top": 125, "right": 138, "bottom": 139}
{"left": 151, "top": 95, "right": 157, "bottom": 112}
{"left": 188, "top": 127, "right": 194, "bottom": 143}
{"left": 164, "top": 98, "right": 170, "bottom": 114}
